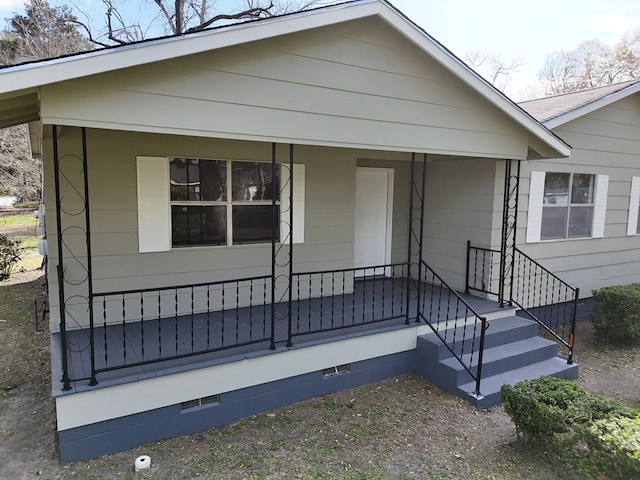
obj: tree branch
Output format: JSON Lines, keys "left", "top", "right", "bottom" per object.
{"left": 69, "top": 19, "right": 112, "bottom": 48}
{"left": 186, "top": 2, "right": 275, "bottom": 33}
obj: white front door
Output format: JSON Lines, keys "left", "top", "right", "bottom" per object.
{"left": 354, "top": 167, "right": 393, "bottom": 276}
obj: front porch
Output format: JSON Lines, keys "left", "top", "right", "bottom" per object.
{"left": 52, "top": 265, "right": 501, "bottom": 395}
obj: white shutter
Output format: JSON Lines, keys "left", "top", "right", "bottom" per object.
{"left": 280, "top": 163, "right": 305, "bottom": 244}
{"left": 592, "top": 174, "right": 608, "bottom": 238}
{"left": 526, "top": 171, "right": 545, "bottom": 243}
{"left": 627, "top": 177, "right": 640, "bottom": 236}
{"left": 136, "top": 156, "right": 171, "bottom": 253}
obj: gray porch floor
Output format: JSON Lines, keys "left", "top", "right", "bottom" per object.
{"left": 51, "top": 280, "right": 501, "bottom": 396}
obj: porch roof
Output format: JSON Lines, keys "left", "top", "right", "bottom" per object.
{"left": 0, "top": 0, "right": 569, "bottom": 159}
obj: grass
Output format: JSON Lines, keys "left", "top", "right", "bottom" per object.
{"left": 0, "top": 212, "right": 43, "bottom": 273}
{"left": 0, "top": 276, "right": 46, "bottom": 408}
{"left": 0, "top": 212, "right": 38, "bottom": 229}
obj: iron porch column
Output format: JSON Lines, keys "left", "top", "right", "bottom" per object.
{"left": 499, "top": 159, "right": 520, "bottom": 307}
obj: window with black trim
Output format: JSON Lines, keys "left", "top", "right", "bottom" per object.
{"left": 541, "top": 172, "right": 595, "bottom": 240}
{"left": 169, "top": 158, "right": 280, "bottom": 247}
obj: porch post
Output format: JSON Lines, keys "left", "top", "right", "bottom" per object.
{"left": 270, "top": 143, "right": 294, "bottom": 349}
{"left": 499, "top": 159, "right": 520, "bottom": 307}
{"left": 52, "top": 125, "right": 71, "bottom": 391}
{"left": 51, "top": 126, "right": 96, "bottom": 389}
{"left": 81, "top": 128, "right": 97, "bottom": 386}
{"left": 270, "top": 143, "right": 277, "bottom": 350}
{"left": 405, "top": 153, "right": 427, "bottom": 324}
{"left": 286, "top": 144, "right": 294, "bottom": 348}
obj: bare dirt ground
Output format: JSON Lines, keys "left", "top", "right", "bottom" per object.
{"left": 0, "top": 269, "right": 638, "bottom": 480}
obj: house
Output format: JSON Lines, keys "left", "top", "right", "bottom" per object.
{"left": 0, "top": 0, "right": 580, "bottom": 462}
{"left": 519, "top": 80, "right": 640, "bottom": 310}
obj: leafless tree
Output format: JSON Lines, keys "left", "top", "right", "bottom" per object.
{"left": 0, "top": 125, "right": 40, "bottom": 202}
{"left": 538, "top": 32, "right": 640, "bottom": 95}
{"left": 0, "top": 0, "right": 92, "bottom": 65}
{"left": 465, "top": 50, "right": 524, "bottom": 94}
{"left": 76, "top": 0, "right": 333, "bottom": 46}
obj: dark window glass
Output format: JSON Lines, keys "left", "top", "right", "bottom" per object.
{"left": 541, "top": 207, "right": 568, "bottom": 240}
{"left": 232, "top": 205, "right": 278, "bottom": 244}
{"left": 571, "top": 174, "right": 594, "bottom": 204}
{"left": 171, "top": 205, "right": 226, "bottom": 246}
{"left": 568, "top": 206, "right": 593, "bottom": 238}
{"left": 170, "top": 158, "right": 226, "bottom": 201}
{"left": 231, "top": 162, "right": 279, "bottom": 201}
{"left": 543, "top": 172, "right": 570, "bottom": 205}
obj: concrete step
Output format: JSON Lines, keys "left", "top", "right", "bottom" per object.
{"left": 415, "top": 314, "right": 579, "bottom": 409}
{"left": 457, "top": 357, "right": 579, "bottom": 409}
{"left": 439, "top": 336, "right": 559, "bottom": 384}
{"left": 419, "top": 316, "right": 540, "bottom": 361}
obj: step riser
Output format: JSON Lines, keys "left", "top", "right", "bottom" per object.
{"left": 420, "top": 321, "right": 539, "bottom": 361}
{"left": 434, "top": 341, "right": 560, "bottom": 387}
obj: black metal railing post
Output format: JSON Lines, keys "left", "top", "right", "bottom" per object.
{"left": 52, "top": 125, "right": 71, "bottom": 391}
{"left": 498, "top": 159, "right": 519, "bottom": 307}
{"left": 405, "top": 153, "right": 426, "bottom": 324}
{"left": 465, "top": 240, "right": 471, "bottom": 295}
{"left": 567, "top": 287, "right": 579, "bottom": 364}
{"left": 416, "top": 154, "right": 427, "bottom": 323}
{"left": 405, "top": 153, "right": 416, "bottom": 325}
{"left": 508, "top": 161, "right": 521, "bottom": 305}
{"left": 286, "top": 144, "right": 294, "bottom": 348}
{"left": 270, "top": 142, "right": 277, "bottom": 350}
{"left": 81, "top": 128, "right": 98, "bottom": 386}
{"left": 473, "top": 320, "right": 489, "bottom": 397}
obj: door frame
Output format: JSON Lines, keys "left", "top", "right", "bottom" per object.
{"left": 355, "top": 167, "right": 394, "bottom": 273}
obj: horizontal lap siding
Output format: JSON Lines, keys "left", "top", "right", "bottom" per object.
{"left": 519, "top": 95, "right": 640, "bottom": 294}
{"left": 41, "top": 17, "right": 528, "bottom": 159}
{"left": 423, "top": 159, "right": 499, "bottom": 290}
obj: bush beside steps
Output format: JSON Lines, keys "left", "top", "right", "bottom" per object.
{"left": 501, "top": 376, "right": 639, "bottom": 480}
{"left": 592, "top": 284, "right": 640, "bottom": 344}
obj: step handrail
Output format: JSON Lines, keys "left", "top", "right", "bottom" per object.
{"left": 512, "top": 247, "right": 579, "bottom": 364}
{"left": 465, "top": 243, "right": 579, "bottom": 364}
{"left": 420, "top": 260, "right": 488, "bottom": 398}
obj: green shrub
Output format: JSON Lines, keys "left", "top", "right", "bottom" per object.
{"left": 592, "top": 284, "right": 640, "bottom": 344}
{"left": 586, "top": 414, "right": 640, "bottom": 479}
{"left": 0, "top": 234, "right": 22, "bottom": 280}
{"left": 501, "top": 376, "right": 630, "bottom": 445}
{"left": 502, "top": 377, "right": 640, "bottom": 479}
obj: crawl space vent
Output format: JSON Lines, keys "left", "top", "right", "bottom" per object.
{"left": 180, "top": 394, "right": 220, "bottom": 411}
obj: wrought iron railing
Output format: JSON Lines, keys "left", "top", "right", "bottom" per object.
{"left": 466, "top": 243, "right": 579, "bottom": 363}
{"left": 82, "top": 263, "right": 411, "bottom": 382}
{"left": 419, "top": 260, "right": 488, "bottom": 397}
{"left": 91, "top": 275, "right": 273, "bottom": 376}
{"left": 289, "top": 263, "right": 409, "bottom": 343}
{"left": 64, "top": 259, "right": 491, "bottom": 390}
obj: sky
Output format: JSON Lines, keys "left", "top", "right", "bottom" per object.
{"left": 0, "top": 0, "right": 639, "bottom": 98}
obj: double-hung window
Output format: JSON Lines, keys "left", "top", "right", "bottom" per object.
{"left": 169, "top": 158, "right": 279, "bottom": 247}
{"left": 541, "top": 172, "right": 594, "bottom": 240}
{"left": 136, "top": 156, "right": 304, "bottom": 253}
{"left": 527, "top": 171, "right": 608, "bottom": 242}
